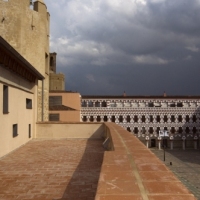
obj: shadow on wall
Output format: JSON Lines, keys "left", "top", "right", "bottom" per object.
{"left": 54, "top": 125, "right": 105, "bottom": 200}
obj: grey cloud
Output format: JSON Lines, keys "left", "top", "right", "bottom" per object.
{"left": 45, "top": 0, "right": 200, "bottom": 95}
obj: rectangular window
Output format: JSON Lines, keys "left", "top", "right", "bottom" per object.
{"left": 13, "top": 124, "right": 18, "bottom": 138}
{"left": 29, "top": 124, "right": 31, "bottom": 138}
{"left": 26, "top": 98, "right": 32, "bottom": 109}
{"left": 49, "top": 114, "right": 59, "bottom": 121}
{"left": 3, "top": 85, "right": 9, "bottom": 114}
{"left": 49, "top": 96, "right": 62, "bottom": 106}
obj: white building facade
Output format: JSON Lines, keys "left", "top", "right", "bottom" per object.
{"left": 81, "top": 96, "right": 200, "bottom": 149}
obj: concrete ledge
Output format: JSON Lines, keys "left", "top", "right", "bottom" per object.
{"left": 36, "top": 122, "right": 104, "bottom": 139}
{"left": 96, "top": 122, "right": 197, "bottom": 200}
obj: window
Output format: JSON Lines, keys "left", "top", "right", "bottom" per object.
{"left": 178, "top": 115, "right": 182, "bottom": 122}
{"left": 3, "top": 85, "right": 9, "bottom": 114}
{"left": 149, "top": 115, "right": 153, "bottom": 122}
{"left": 49, "top": 96, "right": 62, "bottom": 106}
{"left": 185, "top": 115, "right": 190, "bottom": 122}
{"left": 26, "top": 98, "right": 32, "bottom": 109}
{"left": 13, "top": 124, "right": 18, "bottom": 138}
{"left": 177, "top": 102, "right": 183, "bottom": 107}
{"left": 111, "top": 116, "right": 115, "bottom": 122}
{"left": 45, "top": 53, "right": 49, "bottom": 74}
{"left": 148, "top": 102, "right": 154, "bottom": 107}
{"left": 29, "top": 124, "right": 31, "bottom": 138}
{"left": 103, "top": 116, "right": 108, "bottom": 122}
{"left": 126, "top": 115, "right": 131, "bottom": 122}
{"left": 119, "top": 115, "right": 123, "bottom": 122}
{"left": 156, "top": 115, "right": 160, "bottom": 122}
{"left": 49, "top": 114, "right": 59, "bottom": 121}
{"left": 171, "top": 115, "right": 175, "bottom": 122}
{"left": 164, "top": 115, "right": 168, "bottom": 122}
{"left": 141, "top": 115, "right": 146, "bottom": 123}
{"left": 134, "top": 115, "right": 138, "bottom": 122}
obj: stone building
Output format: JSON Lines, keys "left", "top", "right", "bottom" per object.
{"left": 0, "top": 0, "right": 50, "bottom": 121}
{"left": 81, "top": 95, "right": 200, "bottom": 149}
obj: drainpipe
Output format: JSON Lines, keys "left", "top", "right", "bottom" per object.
{"left": 42, "top": 79, "right": 44, "bottom": 121}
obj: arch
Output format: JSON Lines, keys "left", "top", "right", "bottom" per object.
{"left": 178, "top": 127, "right": 183, "bottom": 133}
{"left": 134, "top": 115, "right": 138, "bottom": 122}
{"left": 156, "top": 127, "right": 160, "bottom": 134}
{"left": 149, "top": 127, "right": 153, "bottom": 134}
{"left": 156, "top": 115, "right": 161, "bottom": 122}
{"left": 119, "top": 115, "right": 123, "bottom": 123}
{"left": 186, "top": 127, "right": 190, "bottom": 134}
{"left": 111, "top": 116, "right": 115, "bottom": 122}
{"left": 126, "top": 115, "right": 131, "bottom": 123}
{"left": 193, "top": 127, "right": 197, "bottom": 133}
{"left": 82, "top": 116, "right": 87, "bottom": 122}
{"left": 134, "top": 127, "right": 139, "bottom": 134}
{"left": 89, "top": 116, "right": 94, "bottom": 122}
{"left": 102, "top": 101, "right": 107, "bottom": 107}
{"left": 164, "top": 115, "right": 168, "bottom": 123}
{"left": 82, "top": 101, "right": 87, "bottom": 107}
{"left": 171, "top": 115, "right": 175, "bottom": 122}
{"left": 141, "top": 115, "right": 146, "bottom": 123}
{"left": 142, "top": 127, "right": 146, "bottom": 134}
{"left": 178, "top": 115, "right": 182, "bottom": 122}
{"left": 171, "top": 127, "right": 175, "bottom": 134}
{"left": 88, "top": 101, "right": 94, "bottom": 107}
{"left": 95, "top": 101, "right": 100, "bottom": 107}
{"left": 149, "top": 115, "right": 153, "bottom": 122}
{"left": 103, "top": 116, "right": 108, "bottom": 122}
{"left": 127, "top": 127, "right": 131, "bottom": 132}
{"left": 185, "top": 115, "right": 190, "bottom": 122}
{"left": 96, "top": 116, "right": 101, "bottom": 122}
{"left": 193, "top": 115, "right": 197, "bottom": 122}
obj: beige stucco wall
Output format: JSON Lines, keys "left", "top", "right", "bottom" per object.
{"left": 50, "top": 92, "right": 81, "bottom": 110}
{"left": 49, "top": 110, "right": 80, "bottom": 122}
{"left": 0, "top": 67, "right": 38, "bottom": 158}
{"left": 36, "top": 123, "right": 104, "bottom": 139}
{"left": 0, "top": 0, "right": 50, "bottom": 121}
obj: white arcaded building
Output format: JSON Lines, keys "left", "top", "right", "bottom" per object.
{"left": 81, "top": 95, "right": 200, "bottom": 150}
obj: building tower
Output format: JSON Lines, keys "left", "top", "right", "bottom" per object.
{"left": 49, "top": 52, "right": 65, "bottom": 91}
{"left": 0, "top": 0, "right": 50, "bottom": 121}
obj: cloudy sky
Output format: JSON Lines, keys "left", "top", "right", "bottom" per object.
{"left": 45, "top": 0, "right": 200, "bottom": 96}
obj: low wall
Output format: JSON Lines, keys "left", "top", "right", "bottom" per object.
{"left": 36, "top": 122, "right": 104, "bottom": 139}
{"left": 96, "top": 122, "right": 197, "bottom": 200}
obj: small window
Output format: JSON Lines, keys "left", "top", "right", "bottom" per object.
{"left": 119, "top": 115, "right": 123, "bottom": 122}
{"left": 13, "top": 124, "right": 18, "bottom": 138}
{"left": 156, "top": 115, "right": 160, "bottom": 122}
{"left": 164, "top": 115, "right": 168, "bottom": 122}
{"left": 3, "top": 85, "right": 9, "bottom": 114}
{"left": 49, "top": 114, "right": 59, "bottom": 121}
{"left": 29, "top": 124, "right": 31, "bottom": 138}
{"left": 148, "top": 102, "right": 154, "bottom": 107}
{"left": 178, "top": 115, "right": 182, "bottom": 122}
{"left": 149, "top": 115, "right": 153, "bottom": 122}
{"left": 171, "top": 115, "right": 175, "bottom": 122}
{"left": 26, "top": 98, "right": 32, "bottom": 109}
{"left": 177, "top": 102, "right": 183, "bottom": 107}
{"left": 141, "top": 115, "right": 146, "bottom": 123}
{"left": 111, "top": 115, "right": 115, "bottom": 122}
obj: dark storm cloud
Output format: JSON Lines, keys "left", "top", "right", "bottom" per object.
{"left": 45, "top": 0, "right": 200, "bottom": 95}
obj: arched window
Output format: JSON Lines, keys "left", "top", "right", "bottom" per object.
{"left": 103, "top": 116, "right": 108, "bottom": 122}
{"left": 111, "top": 116, "right": 115, "bottom": 122}
{"left": 119, "top": 115, "right": 123, "bottom": 123}
{"left": 126, "top": 115, "right": 131, "bottom": 122}
{"left": 127, "top": 127, "right": 131, "bottom": 132}
{"left": 97, "top": 116, "right": 101, "bottom": 122}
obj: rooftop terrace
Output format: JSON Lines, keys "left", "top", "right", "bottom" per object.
{"left": 0, "top": 122, "right": 198, "bottom": 200}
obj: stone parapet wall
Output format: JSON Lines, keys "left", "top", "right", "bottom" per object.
{"left": 36, "top": 122, "right": 104, "bottom": 139}
{"left": 95, "top": 122, "right": 197, "bottom": 199}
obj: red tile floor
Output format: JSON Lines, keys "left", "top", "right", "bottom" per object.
{"left": 0, "top": 139, "right": 104, "bottom": 200}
